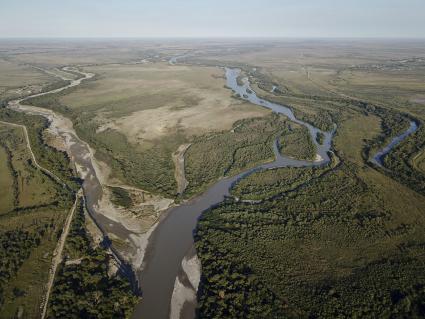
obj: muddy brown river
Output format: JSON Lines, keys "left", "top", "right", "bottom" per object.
{"left": 7, "top": 64, "right": 417, "bottom": 319}
{"left": 132, "top": 67, "right": 334, "bottom": 319}
{"left": 8, "top": 70, "right": 141, "bottom": 282}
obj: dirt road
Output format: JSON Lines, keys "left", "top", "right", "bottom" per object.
{"left": 40, "top": 190, "right": 81, "bottom": 319}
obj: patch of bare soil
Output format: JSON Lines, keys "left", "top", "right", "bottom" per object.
{"left": 172, "top": 143, "right": 191, "bottom": 194}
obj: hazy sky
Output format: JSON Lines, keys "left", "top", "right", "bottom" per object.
{"left": 0, "top": 0, "right": 424, "bottom": 38}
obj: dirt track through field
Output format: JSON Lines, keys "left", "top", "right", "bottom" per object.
{"left": 0, "top": 120, "right": 80, "bottom": 319}
{"left": 0, "top": 120, "right": 66, "bottom": 188}
{"left": 40, "top": 190, "right": 81, "bottom": 319}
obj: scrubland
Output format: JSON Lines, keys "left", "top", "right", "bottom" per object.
{"left": 0, "top": 122, "right": 73, "bottom": 318}
{"left": 1, "top": 39, "right": 425, "bottom": 318}
{"left": 25, "top": 62, "right": 269, "bottom": 196}
{"left": 192, "top": 40, "right": 425, "bottom": 318}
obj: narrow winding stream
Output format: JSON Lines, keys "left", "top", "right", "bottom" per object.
{"left": 6, "top": 64, "right": 419, "bottom": 319}
{"left": 371, "top": 120, "right": 418, "bottom": 166}
{"left": 132, "top": 67, "right": 334, "bottom": 319}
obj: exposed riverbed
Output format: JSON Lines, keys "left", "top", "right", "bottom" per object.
{"left": 7, "top": 68, "right": 162, "bottom": 287}
{"left": 6, "top": 63, "right": 418, "bottom": 319}
{"left": 132, "top": 67, "right": 334, "bottom": 319}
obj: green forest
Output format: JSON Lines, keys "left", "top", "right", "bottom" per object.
{"left": 0, "top": 115, "right": 74, "bottom": 318}
{"left": 47, "top": 198, "right": 138, "bottom": 319}
{"left": 195, "top": 162, "right": 425, "bottom": 318}
{"left": 194, "top": 63, "right": 425, "bottom": 318}
{"left": 185, "top": 114, "right": 316, "bottom": 197}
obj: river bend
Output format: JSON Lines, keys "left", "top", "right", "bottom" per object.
{"left": 6, "top": 64, "right": 417, "bottom": 319}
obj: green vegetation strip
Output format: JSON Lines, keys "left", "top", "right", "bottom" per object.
{"left": 231, "top": 154, "right": 338, "bottom": 201}
{"left": 195, "top": 164, "right": 425, "bottom": 318}
{"left": 47, "top": 198, "right": 138, "bottom": 318}
{"left": 0, "top": 109, "right": 80, "bottom": 191}
{"left": 24, "top": 86, "right": 179, "bottom": 196}
{"left": 184, "top": 114, "right": 315, "bottom": 197}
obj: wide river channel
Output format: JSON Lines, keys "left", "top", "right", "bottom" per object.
{"left": 8, "top": 65, "right": 418, "bottom": 319}
{"left": 132, "top": 67, "right": 334, "bottom": 318}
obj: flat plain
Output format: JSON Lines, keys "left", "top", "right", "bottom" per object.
{"left": 0, "top": 39, "right": 424, "bottom": 318}
{"left": 0, "top": 122, "right": 71, "bottom": 318}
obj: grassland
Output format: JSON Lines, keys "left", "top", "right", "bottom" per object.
{"left": 0, "top": 58, "right": 53, "bottom": 104}
{"left": 2, "top": 40, "right": 168, "bottom": 67}
{"left": 0, "top": 122, "right": 73, "bottom": 318}
{"left": 25, "top": 62, "right": 269, "bottom": 197}
{"left": 184, "top": 114, "right": 315, "bottom": 197}
{"left": 192, "top": 41, "right": 425, "bottom": 318}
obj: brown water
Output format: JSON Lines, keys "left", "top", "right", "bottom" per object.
{"left": 132, "top": 67, "right": 334, "bottom": 319}
{"left": 10, "top": 64, "right": 414, "bottom": 319}
{"left": 8, "top": 69, "right": 141, "bottom": 285}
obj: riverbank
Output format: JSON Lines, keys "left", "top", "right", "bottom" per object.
{"left": 371, "top": 120, "right": 418, "bottom": 166}
{"left": 132, "top": 66, "right": 334, "bottom": 319}
{"left": 7, "top": 67, "right": 172, "bottom": 291}
{"left": 172, "top": 143, "right": 191, "bottom": 195}
{"left": 170, "top": 247, "right": 201, "bottom": 319}
{"left": 7, "top": 61, "right": 418, "bottom": 319}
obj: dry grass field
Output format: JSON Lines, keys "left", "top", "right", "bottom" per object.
{"left": 61, "top": 63, "right": 269, "bottom": 144}
{"left": 200, "top": 40, "right": 425, "bottom": 119}
{"left": 1, "top": 39, "right": 425, "bottom": 317}
{"left": 26, "top": 61, "right": 270, "bottom": 195}
{"left": 0, "top": 59, "right": 53, "bottom": 102}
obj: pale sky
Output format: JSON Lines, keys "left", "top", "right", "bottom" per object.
{"left": 0, "top": 0, "right": 424, "bottom": 38}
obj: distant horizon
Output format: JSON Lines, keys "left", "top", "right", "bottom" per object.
{"left": 1, "top": 0, "right": 424, "bottom": 39}
{"left": 0, "top": 36, "right": 424, "bottom": 41}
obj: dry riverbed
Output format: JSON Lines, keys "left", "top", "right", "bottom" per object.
{"left": 8, "top": 68, "right": 175, "bottom": 277}
{"left": 173, "top": 143, "right": 191, "bottom": 194}
{"left": 170, "top": 247, "right": 201, "bottom": 319}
